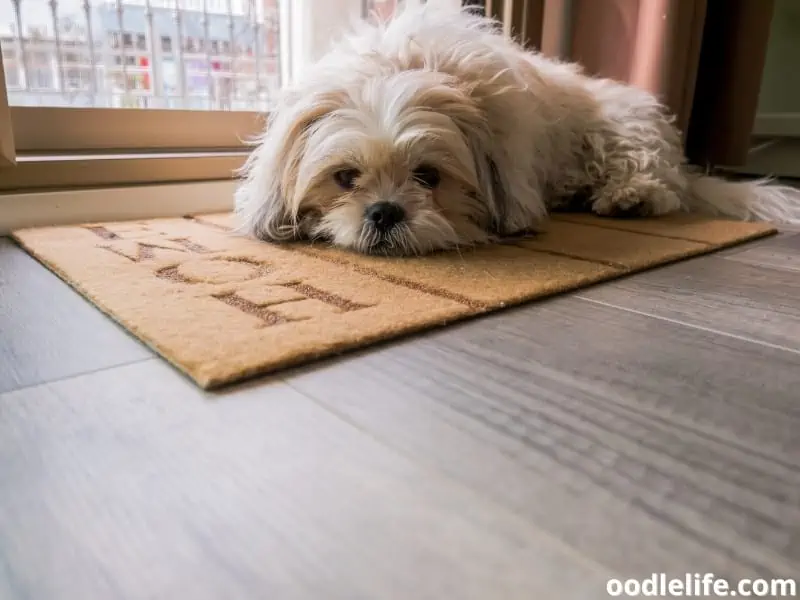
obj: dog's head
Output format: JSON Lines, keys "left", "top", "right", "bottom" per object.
{"left": 235, "top": 68, "right": 507, "bottom": 256}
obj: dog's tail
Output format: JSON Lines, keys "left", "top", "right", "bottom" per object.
{"left": 684, "top": 171, "right": 800, "bottom": 224}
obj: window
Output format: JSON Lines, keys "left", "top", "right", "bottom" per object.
{"left": 64, "top": 67, "right": 92, "bottom": 90}
{"left": 4, "top": 64, "right": 19, "bottom": 88}
{"left": 30, "top": 71, "right": 53, "bottom": 90}
{"left": 30, "top": 63, "right": 54, "bottom": 90}
{"left": 1, "top": 0, "right": 288, "bottom": 114}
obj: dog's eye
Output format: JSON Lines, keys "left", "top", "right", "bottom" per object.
{"left": 333, "top": 169, "right": 360, "bottom": 190}
{"left": 412, "top": 165, "right": 441, "bottom": 189}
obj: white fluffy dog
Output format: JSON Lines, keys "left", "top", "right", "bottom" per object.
{"left": 234, "top": 2, "right": 800, "bottom": 256}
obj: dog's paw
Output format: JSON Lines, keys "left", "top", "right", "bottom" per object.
{"left": 591, "top": 181, "right": 681, "bottom": 219}
{"left": 591, "top": 189, "right": 651, "bottom": 218}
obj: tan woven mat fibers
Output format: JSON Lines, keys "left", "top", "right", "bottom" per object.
{"left": 11, "top": 212, "right": 776, "bottom": 389}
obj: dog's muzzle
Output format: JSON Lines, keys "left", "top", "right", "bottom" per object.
{"left": 364, "top": 202, "right": 406, "bottom": 234}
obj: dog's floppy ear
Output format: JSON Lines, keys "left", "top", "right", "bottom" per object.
{"left": 448, "top": 76, "right": 541, "bottom": 237}
{"left": 234, "top": 89, "right": 346, "bottom": 241}
{"left": 423, "top": 78, "right": 507, "bottom": 228}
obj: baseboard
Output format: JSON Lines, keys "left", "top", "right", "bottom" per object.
{"left": 718, "top": 137, "right": 800, "bottom": 179}
{"left": 0, "top": 180, "right": 237, "bottom": 235}
{"left": 753, "top": 113, "right": 800, "bottom": 138}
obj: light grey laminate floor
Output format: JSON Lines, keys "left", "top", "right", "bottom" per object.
{"left": 1, "top": 229, "right": 798, "bottom": 600}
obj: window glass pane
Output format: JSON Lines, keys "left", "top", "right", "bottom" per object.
{"left": 0, "top": 0, "right": 282, "bottom": 110}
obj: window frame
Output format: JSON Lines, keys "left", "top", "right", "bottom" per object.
{"left": 0, "top": 105, "right": 262, "bottom": 190}
{"left": 0, "top": 53, "right": 15, "bottom": 167}
{"left": 10, "top": 107, "right": 264, "bottom": 153}
{"left": 0, "top": 152, "right": 248, "bottom": 192}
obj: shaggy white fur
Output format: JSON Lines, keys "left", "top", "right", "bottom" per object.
{"left": 234, "top": 2, "right": 800, "bottom": 256}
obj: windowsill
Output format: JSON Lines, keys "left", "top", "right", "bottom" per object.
{"left": 0, "top": 179, "right": 237, "bottom": 235}
{"left": 15, "top": 150, "right": 249, "bottom": 161}
{"left": 9, "top": 107, "right": 265, "bottom": 153}
{"left": 0, "top": 151, "right": 248, "bottom": 192}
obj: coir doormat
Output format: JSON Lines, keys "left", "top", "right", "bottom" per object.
{"left": 11, "top": 212, "right": 775, "bottom": 389}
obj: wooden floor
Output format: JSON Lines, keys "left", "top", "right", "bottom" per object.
{"left": 1, "top": 228, "right": 798, "bottom": 600}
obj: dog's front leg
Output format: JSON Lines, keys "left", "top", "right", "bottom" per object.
{"left": 590, "top": 173, "right": 682, "bottom": 218}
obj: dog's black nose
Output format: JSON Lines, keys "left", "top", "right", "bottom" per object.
{"left": 365, "top": 202, "right": 405, "bottom": 232}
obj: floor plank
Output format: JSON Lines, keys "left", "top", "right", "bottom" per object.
{"left": 577, "top": 254, "right": 800, "bottom": 352}
{"left": 0, "top": 360, "right": 610, "bottom": 600}
{"left": 0, "top": 238, "right": 152, "bottom": 393}
{"left": 283, "top": 296, "right": 800, "bottom": 583}
{"left": 720, "top": 231, "right": 800, "bottom": 273}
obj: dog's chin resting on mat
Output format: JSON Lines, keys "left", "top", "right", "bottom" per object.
{"left": 233, "top": 3, "right": 800, "bottom": 257}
